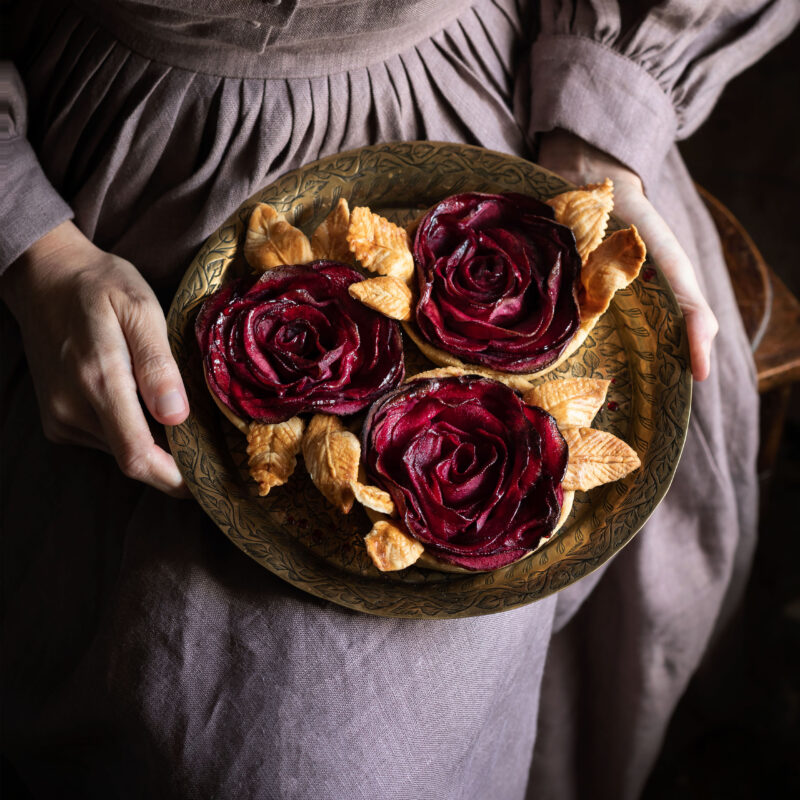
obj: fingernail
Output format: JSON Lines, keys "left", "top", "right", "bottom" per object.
{"left": 156, "top": 390, "right": 186, "bottom": 418}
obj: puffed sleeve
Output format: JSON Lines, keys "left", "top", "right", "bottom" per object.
{"left": 529, "top": 1, "right": 799, "bottom": 189}
{"left": 0, "top": 62, "right": 74, "bottom": 273}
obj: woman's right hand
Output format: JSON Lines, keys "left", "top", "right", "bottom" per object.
{"left": 538, "top": 130, "right": 719, "bottom": 382}
{"left": 1, "top": 221, "right": 190, "bottom": 496}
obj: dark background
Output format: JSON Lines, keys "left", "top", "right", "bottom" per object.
{"left": 644, "top": 26, "right": 800, "bottom": 800}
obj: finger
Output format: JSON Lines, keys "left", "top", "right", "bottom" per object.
{"left": 647, "top": 242, "right": 718, "bottom": 382}
{"left": 682, "top": 303, "right": 719, "bottom": 383}
{"left": 86, "top": 338, "right": 189, "bottom": 497}
{"left": 651, "top": 246, "right": 717, "bottom": 382}
{"left": 111, "top": 292, "right": 189, "bottom": 426}
{"left": 612, "top": 192, "right": 718, "bottom": 381}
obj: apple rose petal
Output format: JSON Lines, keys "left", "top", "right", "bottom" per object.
{"left": 311, "top": 198, "right": 352, "bottom": 263}
{"left": 562, "top": 427, "right": 641, "bottom": 492}
{"left": 247, "top": 416, "right": 306, "bottom": 496}
{"left": 302, "top": 414, "right": 361, "bottom": 514}
{"left": 547, "top": 179, "right": 614, "bottom": 263}
{"left": 580, "top": 226, "right": 646, "bottom": 320}
{"left": 364, "top": 519, "right": 424, "bottom": 572}
{"left": 413, "top": 486, "right": 577, "bottom": 575}
{"left": 348, "top": 275, "right": 413, "bottom": 321}
{"left": 347, "top": 207, "right": 414, "bottom": 285}
{"left": 350, "top": 480, "right": 396, "bottom": 516}
{"left": 244, "top": 204, "right": 313, "bottom": 271}
{"left": 522, "top": 378, "right": 610, "bottom": 429}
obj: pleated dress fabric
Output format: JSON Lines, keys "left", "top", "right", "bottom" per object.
{"left": 2, "top": 1, "right": 795, "bottom": 798}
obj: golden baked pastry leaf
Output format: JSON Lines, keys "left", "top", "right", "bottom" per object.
{"left": 350, "top": 480, "right": 396, "bottom": 516}
{"left": 364, "top": 519, "right": 424, "bottom": 572}
{"left": 562, "top": 427, "right": 641, "bottom": 492}
{"left": 522, "top": 378, "right": 610, "bottom": 429}
{"left": 311, "top": 198, "right": 352, "bottom": 262}
{"left": 348, "top": 275, "right": 413, "bottom": 321}
{"left": 580, "top": 225, "right": 646, "bottom": 319}
{"left": 547, "top": 179, "right": 614, "bottom": 263}
{"left": 302, "top": 414, "right": 361, "bottom": 513}
{"left": 245, "top": 203, "right": 313, "bottom": 271}
{"left": 347, "top": 207, "right": 414, "bottom": 284}
{"left": 246, "top": 416, "right": 306, "bottom": 497}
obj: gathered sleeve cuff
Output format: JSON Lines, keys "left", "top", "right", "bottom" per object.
{"left": 0, "top": 62, "right": 73, "bottom": 274}
{"left": 529, "top": 1, "right": 800, "bottom": 191}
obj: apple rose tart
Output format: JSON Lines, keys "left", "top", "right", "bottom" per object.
{"left": 342, "top": 181, "right": 646, "bottom": 389}
{"left": 362, "top": 373, "right": 568, "bottom": 570}
{"left": 195, "top": 262, "right": 404, "bottom": 424}
{"left": 196, "top": 201, "right": 404, "bottom": 499}
{"left": 412, "top": 192, "right": 581, "bottom": 374}
{"left": 337, "top": 368, "right": 641, "bottom": 573}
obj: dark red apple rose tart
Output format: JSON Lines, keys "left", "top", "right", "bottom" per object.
{"left": 348, "top": 368, "right": 640, "bottom": 573}
{"left": 341, "top": 183, "right": 647, "bottom": 389}
{"left": 195, "top": 253, "right": 404, "bottom": 499}
{"left": 360, "top": 373, "right": 568, "bottom": 571}
{"left": 196, "top": 261, "right": 404, "bottom": 424}
{"left": 410, "top": 192, "right": 582, "bottom": 374}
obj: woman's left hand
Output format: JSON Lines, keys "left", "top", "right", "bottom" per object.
{"left": 537, "top": 130, "right": 718, "bottom": 382}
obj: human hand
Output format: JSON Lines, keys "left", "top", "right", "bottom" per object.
{"left": 1, "top": 221, "right": 190, "bottom": 496}
{"left": 537, "top": 130, "right": 718, "bottom": 381}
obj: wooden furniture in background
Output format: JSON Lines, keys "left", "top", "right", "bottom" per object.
{"left": 699, "top": 185, "right": 800, "bottom": 478}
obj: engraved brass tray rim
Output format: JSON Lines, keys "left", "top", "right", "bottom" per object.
{"left": 165, "top": 141, "right": 692, "bottom": 619}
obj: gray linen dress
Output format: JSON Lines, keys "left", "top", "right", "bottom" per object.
{"left": 1, "top": 1, "right": 797, "bottom": 798}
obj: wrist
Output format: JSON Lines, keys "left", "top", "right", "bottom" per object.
{"left": 0, "top": 221, "right": 97, "bottom": 311}
{"left": 538, "top": 129, "right": 643, "bottom": 193}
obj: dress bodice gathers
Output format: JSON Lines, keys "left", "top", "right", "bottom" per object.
{"left": 76, "top": 0, "right": 476, "bottom": 77}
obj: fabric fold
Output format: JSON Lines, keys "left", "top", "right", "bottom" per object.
{"left": 0, "top": 133, "right": 74, "bottom": 270}
{"left": 0, "top": 64, "right": 74, "bottom": 271}
{"left": 527, "top": 34, "right": 678, "bottom": 192}
{"left": 530, "top": 0, "right": 800, "bottom": 189}
{"left": 9, "top": 1, "right": 524, "bottom": 287}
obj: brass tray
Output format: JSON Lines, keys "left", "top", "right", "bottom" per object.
{"left": 166, "top": 141, "right": 691, "bottom": 619}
